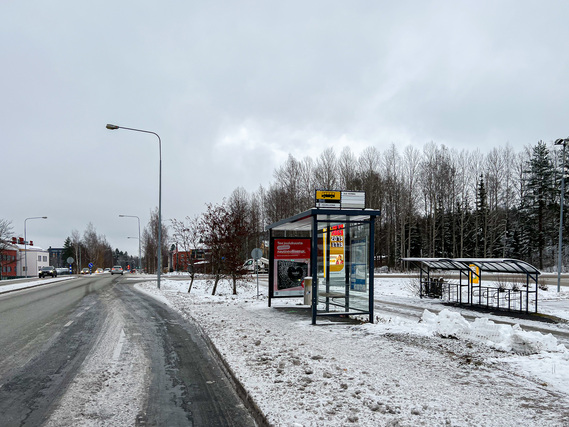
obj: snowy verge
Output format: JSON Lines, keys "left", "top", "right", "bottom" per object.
{"left": 135, "top": 277, "right": 569, "bottom": 426}
{"left": 0, "top": 276, "right": 75, "bottom": 293}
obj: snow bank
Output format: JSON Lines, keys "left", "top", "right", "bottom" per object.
{"left": 421, "top": 308, "right": 568, "bottom": 355}
{"left": 0, "top": 276, "right": 74, "bottom": 293}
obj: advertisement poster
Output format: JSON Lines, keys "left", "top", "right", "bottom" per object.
{"left": 273, "top": 238, "right": 311, "bottom": 296}
{"left": 323, "top": 225, "right": 344, "bottom": 274}
{"left": 350, "top": 237, "right": 367, "bottom": 292}
{"left": 469, "top": 264, "right": 480, "bottom": 284}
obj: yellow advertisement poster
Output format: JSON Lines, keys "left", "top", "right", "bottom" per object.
{"left": 323, "top": 225, "right": 344, "bottom": 273}
{"left": 469, "top": 264, "right": 479, "bottom": 284}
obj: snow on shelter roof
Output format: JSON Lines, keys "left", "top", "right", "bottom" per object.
{"left": 401, "top": 258, "right": 540, "bottom": 276}
{"left": 266, "top": 208, "right": 381, "bottom": 232}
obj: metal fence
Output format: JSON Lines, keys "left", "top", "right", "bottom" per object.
{"left": 439, "top": 280, "right": 535, "bottom": 313}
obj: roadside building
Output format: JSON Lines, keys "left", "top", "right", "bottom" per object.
{"left": 48, "top": 247, "right": 65, "bottom": 267}
{"left": 1, "top": 243, "right": 19, "bottom": 279}
{"left": 11, "top": 237, "right": 50, "bottom": 277}
{"left": 172, "top": 246, "right": 210, "bottom": 272}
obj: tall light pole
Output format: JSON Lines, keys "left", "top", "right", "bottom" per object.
{"left": 555, "top": 138, "right": 569, "bottom": 293}
{"left": 24, "top": 216, "right": 47, "bottom": 278}
{"left": 120, "top": 215, "right": 142, "bottom": 272}
{"left": 108, "top": 124, "right": 162, "bottom": 289}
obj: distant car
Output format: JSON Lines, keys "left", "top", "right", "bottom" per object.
{"left": 56, "top": 267, "right": 69, "bottom": 275}
{"left": 95, "top": 268, "right": 104, "bottom": 274}
{"left": 81, "top": 268, "right": 90, "bottom": 274}
{"left": 104, "top": 268, "right": 110, "bottom": 272}
{"left": 39, "top": 266, "right": 57, "bottom": 278}
{"left": 111, "top": 265, "right": 124, "bottom": 275}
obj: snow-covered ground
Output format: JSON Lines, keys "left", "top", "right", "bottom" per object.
{"left": 0, "top": 275, "right": 75, "bottom": 292}
{"left": 4, "top": 274, "right": 569, "bottom": 425}
{"left": 135, "top": 275, "right": 569, "bottom": 426}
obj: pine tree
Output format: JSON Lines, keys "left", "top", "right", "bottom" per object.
{"left": 523, "top": 141, "right": 557, "bottom": 270}
{"left": 475, "top": 175, "right": 488, "bottom": 257}
{"left": 62, "top": 237, "right": 74, "bottom": 264}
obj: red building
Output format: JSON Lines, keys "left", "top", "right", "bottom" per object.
{"left": 1, "top": 244, "right": 19, "bottom": 279}
{"left": 172, "top": 247, "right": 210, "bottom": 272}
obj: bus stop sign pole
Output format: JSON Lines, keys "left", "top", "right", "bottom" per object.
{"left": 251, "top": 248, "right": 263, "bottom": 298}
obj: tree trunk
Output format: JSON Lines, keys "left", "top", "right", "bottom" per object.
{"left": 212, "top": 269, "right": 221, "bottom": 295}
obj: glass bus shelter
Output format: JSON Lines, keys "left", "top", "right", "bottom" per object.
{"left": 267, "top": 208, "right": 381, "bottom": 325}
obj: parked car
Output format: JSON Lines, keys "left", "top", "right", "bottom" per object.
{"left": 81, "top": 268, "right": 90, "bottom": 274}
{"left": 111, "top": 265, "right": 124, "bottom": 275}
{"left": 39, "top": 266, "right": 57, "bottom": 278}
{"left": 243, "top": 257, "right": 269, "bottom": 273}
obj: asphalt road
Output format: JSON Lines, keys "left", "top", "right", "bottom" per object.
{"left": 0, "top": 275, "right": 256, "bottom": 426}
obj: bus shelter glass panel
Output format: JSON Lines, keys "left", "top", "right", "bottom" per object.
{"left": 315, "top": 221, "right": 370, "bottom": 316}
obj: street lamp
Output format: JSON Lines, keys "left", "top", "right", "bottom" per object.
{"left": 24, "top": 216, "right": 47, "bottom": 278}
{"left": 120, "top": 215, "right": 142, "bottom": 272}
{"left": 108, "top": 124, "right": 162, "bottom": 289}
{"left": 555, "top": 137, "right": 569, "bottom": 292}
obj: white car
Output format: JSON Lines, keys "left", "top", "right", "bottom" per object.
{"left": 243, "top": 258, "right": 269, "bottom": 273}
{"left": 111, "top": 265, "right": 124, "bottom": 275}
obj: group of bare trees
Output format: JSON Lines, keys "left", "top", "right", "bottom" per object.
{"left": 59, "top": 213, "right": 166, "bottom": 274}
{"left": 62, "top": 224, "right": 116, "bottom": 272}
{"left": 141, "top": 208, "right": 170, "bottom": 274}
{"left": 171, "top": 188, "right": 263, "bottom": 295}
{"left": 3, "top": 141, "right": 563, "bottom": 285}
{"left": 171, "top": 215, "right": 201, "bottom": 290}
{"left": 215, "top": 140, "right": 566, "bottom": 272}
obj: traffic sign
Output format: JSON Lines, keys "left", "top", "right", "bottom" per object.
{"left": 67, "top": 257, "right": 74, "bottom": 264}
{"left": 251, "top": 248, "right": 263, "bottom": 260}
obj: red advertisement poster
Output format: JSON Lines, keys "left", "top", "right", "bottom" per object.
{"left": 273, "top": 239, "right": 311, "bottom": 296}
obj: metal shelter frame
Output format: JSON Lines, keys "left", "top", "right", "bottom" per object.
{"left": 402, "top": 258, "right": 541, "bottom": 314}
{"left": 267, "top": 208, "right": 381, "bottom": 325}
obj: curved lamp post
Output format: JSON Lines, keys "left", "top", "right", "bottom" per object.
{"left": 24, "top": 216, "right": 47, "bottom": 278}
{"left": 107, "top": 124, "right": 162, "bottom": 289}
{"left": 555, "top": 137, "right": 569, "bottom": 293}
{"left": 120, "top": 215, "right": 142, "bottom": 272}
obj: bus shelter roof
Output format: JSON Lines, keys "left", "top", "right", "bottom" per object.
{"left": 402, "top": 258, "right": 540, "bottom": 275}
{"left": 266, "top": 208, "right": 381, "bottom": 232}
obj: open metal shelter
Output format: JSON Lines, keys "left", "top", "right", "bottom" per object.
{"left": 267, "top": 208, "right": 381, "bottom": 324}
{"left": 402, "top": 258, "right": 541, "bottom": 314}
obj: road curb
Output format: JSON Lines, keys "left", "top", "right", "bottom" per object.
{"left": 190, "top": 314, "right": 271, "bottom": 427}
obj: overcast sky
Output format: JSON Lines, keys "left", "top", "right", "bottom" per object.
{"left": 3, "top": 1, "right": 569, "bottom": 256}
